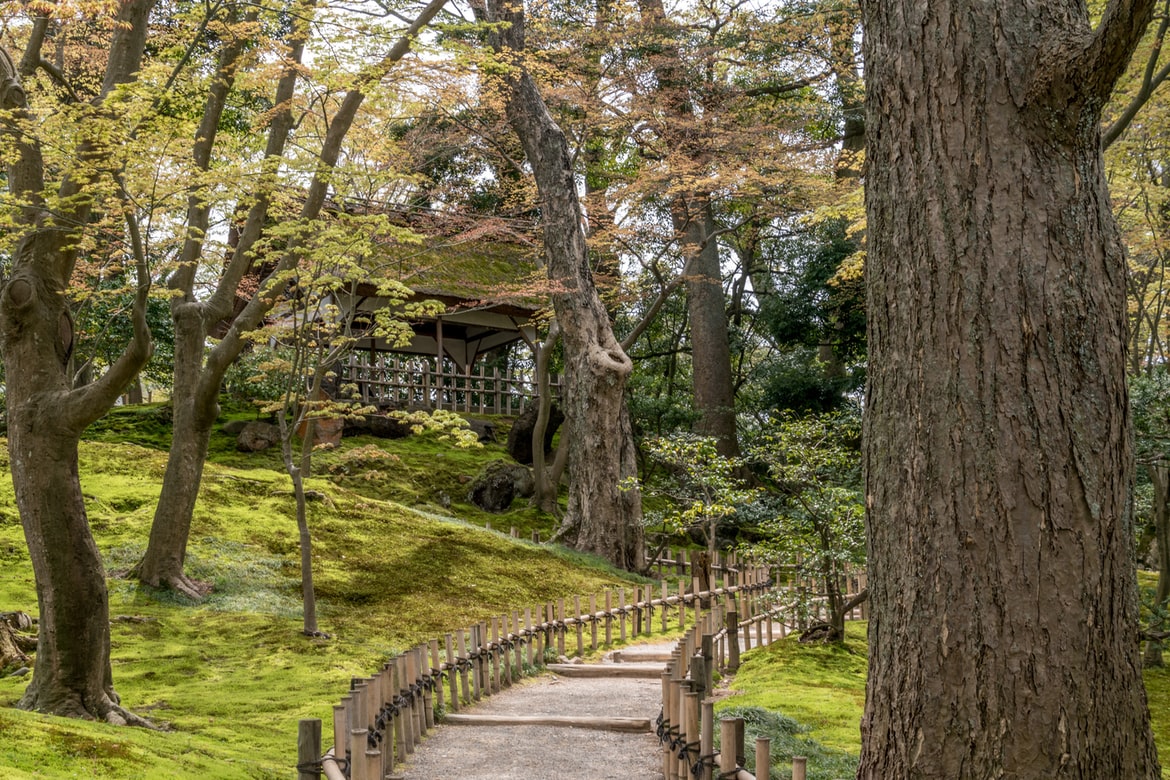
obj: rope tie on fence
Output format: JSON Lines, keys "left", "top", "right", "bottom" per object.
{"left": 367, "top": 726, "right": 379, "bottom": 750}
{"left": 677, "top": 739, "right": 700, "bottom": 762}
{"left": 295, "top": 758, "right": 324, "bottom": 777}
{"left": 655, "top": 709, "right": 668, "bottom": 742}
{"left": 691, "top": 753, "right": 719, "bottom": 779}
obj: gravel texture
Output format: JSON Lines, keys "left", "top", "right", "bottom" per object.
{"left": 400, "top": 647, "right": 672, "bottom": 779}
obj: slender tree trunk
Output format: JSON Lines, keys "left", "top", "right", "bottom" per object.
{"left": 859, "top": 1, "right": 1161, "bottom": 776}
{"left": 488, "top": 0, "right": 644, "bottom": 570}
{"left": 280, "top": 416, "right": 319, "bottom": 637}
{"left": 1146, "top": 464, "right": 1170, "bottom": 668}
{"left": 136, "top": 0, "right": 448, "bottom": 593}
{"left": 637, "top": 0, "right": 740, "bottom": 457}
{"left": 135, "top": 310, "right": 216, "bottom": 598}
{"left": 531, "top": 324, "right": 560, "bottom": 514}
{"left": 681, "top": 203, "right": 739, "bottom": 457}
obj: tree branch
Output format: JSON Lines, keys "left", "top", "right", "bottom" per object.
{"left": 1079, "top": 0, "right": 1158, "bottom": 107}
{"left": 65, "top": 182, "right": 153, "bottom": 431}
{"left": 1103, "top": 2, "right": 1170, "bottom": 148}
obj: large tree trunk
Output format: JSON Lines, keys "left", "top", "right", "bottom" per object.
{"left": 488, "top": 0, "right": 644, "bottom": 570}
{"left": 859, "top": 1, "right": 1161, "bottom": 776}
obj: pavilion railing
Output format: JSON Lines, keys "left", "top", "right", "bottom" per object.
{"left": 342, "top": 354, "right": 560, "bottom": 416}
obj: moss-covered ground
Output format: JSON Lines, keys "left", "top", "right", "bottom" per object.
{"left": 0, "top": 405, "right": 633, "bottom": 778}
{"left": 3, "top": 404, "right": 1169, "bottom": 777}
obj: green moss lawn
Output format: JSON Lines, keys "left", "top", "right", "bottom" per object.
{"left": 0, "top": 406, "right": 632, "bottom": 778}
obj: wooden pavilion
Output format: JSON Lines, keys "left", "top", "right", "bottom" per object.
{"left": 329, "top": 210, "right": 556, "bottom": 414}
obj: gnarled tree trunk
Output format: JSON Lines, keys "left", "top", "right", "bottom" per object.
{"left": 859, "top": 0, "right": 1161, "bottom": 776}
{"left": 0, "top": 2, "right": 156, "bottom": 722}
{"left": 488, "top": 0, "right": 644, "bottom": 569}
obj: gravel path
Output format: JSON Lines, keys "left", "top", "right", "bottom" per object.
{"left": 399, "top": 646, "right": 672, "bottom": 780}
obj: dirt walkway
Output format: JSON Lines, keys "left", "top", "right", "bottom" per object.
{"left": 399, "top": 644, "right": 674, "bottom": 780}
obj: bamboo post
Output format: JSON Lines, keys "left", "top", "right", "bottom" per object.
{"left": 556, "top": 599, "right": 567, "bottom": 657}
{"left": 619, "top": 587, "right": 628, "bottom": 642}
{"left": 690, "top": 653, "right": 707, "bottom": 699}
{"left": 349, "top": 727, "right": 369, "bottom": 780}
{"left": 533, "top": 605, "right": 545, "bottom": 665}
{"left": 445, "top": 633, "right": 459, "bottom": 712}
{"left": 756, "top": 737, "right": 771, "bottom": 780}
{"left": 700, "top": 699, "right": 715, "bottom": 780}
{"left": 512, "top": 610, "right": 524, "bottom": 676}
{"left": 675, "top": 679, "right": 690, "bottom": 780}
{"left": 298, "top": 719, "right": 322, "bottom": 780}
{"left": 393, "top": 664, "right": 407, "bottom": 763}
{"left": 396, "top": 656, "right": 415, "bottom": 753}
{"left": 419, "top": 647, "right": 435, "bottom": 731}
{"left": 604, "top": 590, "right": 614, "bottom": 646}
{"left": 645, "top": 585, "right": 654, "bottom": 636}
{"left": 683, "top": 692, "right": 700, "bottom": 780}
{"left": 491, "top": 618, "right": 502, "bottom": 692}
{"left": 661, "top": 671, "right": 675, "bottom": 780}
{"left": 586, "top": 594, "right": 598, "bottom": 650}
{"left": 735, "top": 717, "right": 746, "bottom": 768}
{"left": 727, "top": 610, "right": 740, "bottom": 671}
{"left": 524, "top": 608, "right": 535, "bottom": 667}
{"left": 456, "top": 629, "right": 471, "bottom": 704}
{"left": 430, "top": 639, "right": 443, "bottom": 713}
{"left": 719, "top": 718, "right": 738, "bottom": 778}
{"left": 666, "top": 671, "right": 680, "bottom": 780}
{"left": 470, "top": 625, "right": 483, "bottom": 701}
{"left": 661, "top": 580, "right": 669, "bottom": 633}
{"left": 332, "top": 705, "right": 346, "bottom": 769}
{"left": 793, "top": 755, "right": 808, "bottom": 780}
{"left": 679, "top": 578, "right": 688, "bottom": 629}
{"left": 574, "top": 595, "right": 584, "bottom": 655}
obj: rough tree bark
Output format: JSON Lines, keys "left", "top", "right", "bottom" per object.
{"left": 0, "top": 2, "right": 156, "bottom": 722}
{"left": 859, "top": 0, "right": 1162, "bottom": 776}
{"left": 135, "top": 0, "right": 449, "bottom": 597}
{"left": 487, "top": 0, "right": 644, "bottom": 570}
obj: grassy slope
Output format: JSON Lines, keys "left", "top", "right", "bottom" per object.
{"left": 0, "top": 407, "right": 634, "bottom": 778}
{"left": 722, "top": 621, "right": 1170, "bottom": 779}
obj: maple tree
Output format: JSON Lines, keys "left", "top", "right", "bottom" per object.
{"left": 0, "top": 0, "right": 158, "bottom": 722}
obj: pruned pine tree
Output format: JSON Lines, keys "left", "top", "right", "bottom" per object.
{"left": 860, "top": 0, "right": 1162, "bottom": 775}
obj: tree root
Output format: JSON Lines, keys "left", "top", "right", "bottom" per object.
{"left": 162, "top": 573, "right": 212, "bottom": 601}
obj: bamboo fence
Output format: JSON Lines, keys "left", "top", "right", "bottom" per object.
{"left": 296, "top": 552, "right": 865, "bottom": 780}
